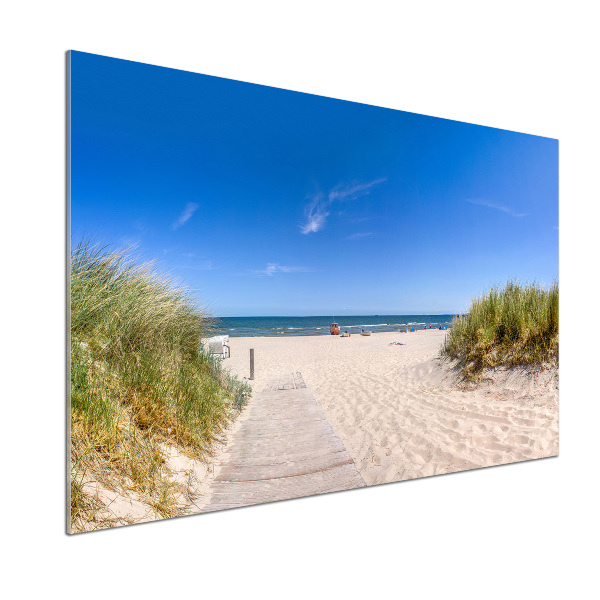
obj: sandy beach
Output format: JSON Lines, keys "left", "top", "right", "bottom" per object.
{"left": 222, "top": 330, "right": 558, "bottom": 486}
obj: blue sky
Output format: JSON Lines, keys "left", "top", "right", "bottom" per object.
{"left": 69, "top": 51, "right": 558, "bottom": 317}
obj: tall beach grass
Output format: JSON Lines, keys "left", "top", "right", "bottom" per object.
{"left": 70, "top": 241, "right": 250, "bottom": 531}
{"left": 443, "top": 281, "right": 558, "bottom": 379}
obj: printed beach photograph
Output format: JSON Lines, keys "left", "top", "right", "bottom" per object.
{"left": 68, "top": 51, "right": 558, "bottom": 533}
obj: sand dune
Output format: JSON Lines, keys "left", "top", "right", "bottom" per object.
{"left": 79, "top": 330, "right": 557, "bottom": 526}
{"left": 223, "top": 330, "right": 558, "bottom": 486}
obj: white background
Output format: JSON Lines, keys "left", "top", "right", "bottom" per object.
{"left": 2, "top": 1, "right": 598, "bottom": 598}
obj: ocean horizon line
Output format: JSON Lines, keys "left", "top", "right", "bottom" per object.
{"left": 216, "top": 313, "right": 458, "bottom": 319}
{"left": 212, "top": 314, "right": 456, "bottom": 337}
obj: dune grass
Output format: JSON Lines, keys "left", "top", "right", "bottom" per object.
{"left": 443, "top": 281, "right": 558, "bottom": 379}
{"left": 69, "top": 241, "right": 250, "bottom": 532}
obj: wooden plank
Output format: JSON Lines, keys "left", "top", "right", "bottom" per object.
{"left": 216, "top": 454, "right": 355, "bottom": 481}
{"left": 219, "top": 447, "right": 349, "bottom": 467}
{"left": 222, "top": 440, "right": 347, "bottom": 462}
{"left": 209, "top": 464, "right": 366, "bottom": 500}
{"left": 294, "top": 372, "right": 307, "bottom": 388}
{"left": 224, "top": 428, "right": 344, "bottom": 445}
{"left": 201, "top": 372, "right": 365, "bottom": 513}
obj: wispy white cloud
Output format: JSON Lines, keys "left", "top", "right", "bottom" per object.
{"left": 345, "top": 232, "right": 374, "bottom": 240}
{"left": 250, "top": 263, "right": 310, "bottom": 277}
{"left": 300, "top": 194, "right": 329, "bottom": 234}
{"left": 328, "top": 178, "right": 387, "bottom": 203}
{"left": 466, "top": 199, "right": 527, "bottom": 218}
{"left": 300, "top": 178, "right": 386, "bottom": 234}
{"left": 172, "top": 202, "right": 199, "bottom": 229}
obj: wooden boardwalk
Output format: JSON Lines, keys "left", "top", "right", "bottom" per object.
{"left": 203, "top": 372, "right": 366, "bottom": 512}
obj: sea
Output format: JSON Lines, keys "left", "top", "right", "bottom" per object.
{"left": 213, "top": 315, "right": 454, "bottom": 337}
